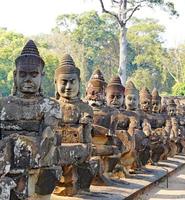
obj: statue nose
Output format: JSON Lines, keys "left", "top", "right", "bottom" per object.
{"left": 113, "top": 96, "right": 117, "bottom": 101}
{"left": 25, "top": 77, "right": 32, "bottom": 82}
{"left": 66, "top": 82, "right": 72, "bottom": 89}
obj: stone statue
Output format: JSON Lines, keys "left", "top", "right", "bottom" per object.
{"left": 0, "top": 40, "right": 62, "bottom": 200}
{"left": 152, "top": 88, "right": 161, "bottom": 113}
{"left": 52, "top": 54, "right": 93, "bottom": 196}
{"left": 125, "top": 82, "right": 150, "bottom": 168}
{"left": 167, "top": 99, "right": 177, "bottom": 117}
{"left": 166, "top": 99, "right": 181, "bottom": 156}
{"left": 106, "top": 77, "right": 136, "bottom": 177}
{"left": 85, "top": 69, "right": 120, "bottom": 186}
{"left": 139, "top": 87, "right": 165, "bottom": 165}
{"left": 139, "top": 87, "right": 152, "bottom": 114}
{"left": 125, "top": 81, "right": 139, "bottom": 112}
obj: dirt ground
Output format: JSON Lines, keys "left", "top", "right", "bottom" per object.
{"left": 137, "top": 165, "right": 185, "bottom": 200}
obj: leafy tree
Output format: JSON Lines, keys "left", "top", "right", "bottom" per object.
{"left": 172, "top": 82, "right": 185, "bottom": 96}
{"left": 128, "top": 68, "right": 162, "bottom": 91}
{"left": 98, "top": 0, "right": 178, "bottom": 85}
{"left": 53, "top": 11, "right": 120, "bottom": 93}
{"left": 163, "top": 44, "right": 185, "bottom": 83}
{"left": 127, "top": 18, "right": 165, "bottom": 70}
{"left": 0, "top": 28, "right": 26, "bottom": 95}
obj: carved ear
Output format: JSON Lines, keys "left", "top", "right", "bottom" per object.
{"left": 55, "top": 91, "right": 60, "bottom": 100}
{"left": 54, "top": 78, "right": 59, "bottom": 99}
{"left": 12, "top": 70, "right": 17, "bottom": 96}
{"left": 41, "top": 71, "right": 45, "bottom": 76}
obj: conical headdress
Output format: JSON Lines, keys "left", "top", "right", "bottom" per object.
{"left": 106, "top": 76, "right": 125, "bottom": 93}
{"left": 87, "top": 69, "right": 107, "bottom": 89}
{"left": 139, "top": 87, "right": 152, "bottom": 100}
{"left": 152, "top": 88, "right": 161, "bottom": 101}
{"left": 125, "top": 81, "right": 138, "bottom": 96}
{"left": 15, "top": 40, "right": 45, "bottom": 69}
{"left": 55, "top": 54, "right": 80, "bottom": 77}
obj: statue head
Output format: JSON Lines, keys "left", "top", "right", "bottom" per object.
{"left": 13, "top": 40, "right": 45, "bottom": 97}
{"left": 167, "top": 99, "right": 177, "bottom": 116}
{"left": 139, "top": 87, "right": 152, "bottom": 113}
{"left": 152, "top": 88, "right": 161, "bottom": 113}
{"left": 106, "top": 76, "right": 125, "bottom": 108}
{"left": 125, "top": 81, "right": 139, "bottom": 111}
{"left": 85, "top": 69, "right": 107, "bottom": 106}
{"left": 161, "top": 97, "right": 167, "bottom": 113}
{"left": 55, "top": 54, "right": 80, "bottom": 100}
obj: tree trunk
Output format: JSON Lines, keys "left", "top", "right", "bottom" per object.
{"left": 118, "top": 26, "right": 127, "bottom": 86}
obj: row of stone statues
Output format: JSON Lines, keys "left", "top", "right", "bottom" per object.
{"left": 0, "top": 40, "right": 185, "bottom": 200}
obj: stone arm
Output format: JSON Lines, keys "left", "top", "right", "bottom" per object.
{"left": 79, "top": 109, "right": 93, "bottom": 144}
{"left": 39, "top": 99, "right": 63, "bottom": 166}
{"left": 109, "top": 111, "right": 119, "bottom": 136}
{"left": 43, "top": 101, "right": 62, "bottom": 130}
{"left": 78, "top": 105, "right": 93, "bottom": 161}
{"left": 114, "top": 112, "right": 130, "bottom": 130}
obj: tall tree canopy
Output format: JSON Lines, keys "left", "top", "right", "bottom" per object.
{"left": 98, "top": 0, "right": 178, "bottom": 85}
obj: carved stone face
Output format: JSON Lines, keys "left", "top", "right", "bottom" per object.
{"left": 167, "top": 105, "right": 176, "bottom": 116}
{"left": 56, "top": 73, "right": 80, "bottom": 99}
{"left": 14, "top": 66, "right": 42, "bottom": 95}
{"left": 140, "top": 98, "right": 152, "bottom": 112}
{"left": 86, "top": 86, "right": 105, "bottom": 106}
{"left": 106, "top": 88, "right": 124, "bottom": 108}
{"left": 125, "top": 94, "right": 138, "bottom": 111}
{"left": 152, "top": 100, "right": 161, "bottom": 113}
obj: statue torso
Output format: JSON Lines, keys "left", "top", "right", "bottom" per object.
{"left": 0, "top": 96, "right": 61, "bottom": 138}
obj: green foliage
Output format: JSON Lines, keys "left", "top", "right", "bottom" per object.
{"left": 54, "top": 11, "right": 120, "bottom": 94}
{"left": 128, "top": 68, "right": 162, "bottom": 91}
{"left": 127, "top": 18, "right": 165, "bottom": 70}
{"left": 172, "top": 82, "right": 185, "bottom": 96}
{"left": 0, "top": 28, "right": 26, "bottom": 96}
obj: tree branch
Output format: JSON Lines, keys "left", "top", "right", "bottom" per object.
{"left": 165, "top": 64, "right": 179, "bottom": 83}
{"left": 99, "top": 0, "right": 122, "bottom": 26}
{"left": 124, "top": 4, "right": 141, "bottom": 24}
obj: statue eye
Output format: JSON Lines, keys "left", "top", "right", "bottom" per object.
{"left": 71, "top": 79, "right": 76, "bottom": 84}
{"left": 61, "top": 80, "right": 67, "bottom": 85}
{"left": 19, "top": 71, "right": 26, "bottom": 77}
{"left": 30, "top": 72, "right": 39, "bottom": 78}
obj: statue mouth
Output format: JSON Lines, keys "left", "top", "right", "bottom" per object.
{"left": 65, "top": 90, "right": 72, "bottom": 95}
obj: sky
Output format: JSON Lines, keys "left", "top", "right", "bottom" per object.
{"left": 0, "top": 0, "right": 184, "bottom": 48}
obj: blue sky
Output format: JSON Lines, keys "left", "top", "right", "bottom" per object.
{"left": 0, "top": 0, "right": 184, "bottom": 47}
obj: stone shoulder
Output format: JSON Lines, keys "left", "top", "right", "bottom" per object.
{"left": 78, "top": 99, "right": 93, "bottom": 117}
{"left": 40, "top": 97, "right": 62, "bottom": 119}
